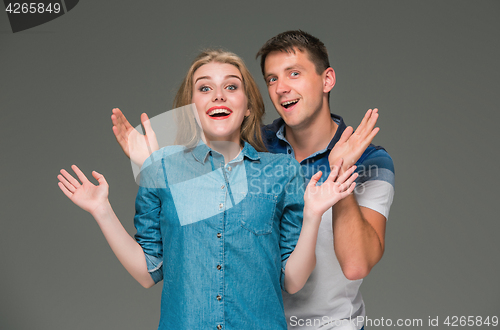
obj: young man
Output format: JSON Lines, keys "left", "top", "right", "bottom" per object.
{"left": 111, "top": 30, "right": 394, "bottom": 330}
{"left": 256, "top": 31, "right": 394, "bottom": 330}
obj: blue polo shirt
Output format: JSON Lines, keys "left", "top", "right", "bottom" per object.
{"left": 261, "top": 113, "right": 395, "bottom": 219}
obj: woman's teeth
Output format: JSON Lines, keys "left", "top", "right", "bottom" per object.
{"left": 208, "top": 108, "right": 231, "bottom": 116}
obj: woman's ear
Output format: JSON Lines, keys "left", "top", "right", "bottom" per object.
{"left": 245, "top": 109, "right": 251, "bottom": 117}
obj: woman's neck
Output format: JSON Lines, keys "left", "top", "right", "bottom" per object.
{"left": 206, "top": 140, "right": 243, "bottom": 164}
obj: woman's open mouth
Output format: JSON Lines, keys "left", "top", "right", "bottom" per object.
{"left": 207, "top": 106, "right": 233, "bottom": 120}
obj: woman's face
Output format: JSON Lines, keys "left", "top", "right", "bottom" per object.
{"left": 192, "top": 62, "right": 250, "bottom": 146}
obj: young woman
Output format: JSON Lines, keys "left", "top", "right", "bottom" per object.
{"left": 57, "top": 50, "right": 357, "bottom": 329}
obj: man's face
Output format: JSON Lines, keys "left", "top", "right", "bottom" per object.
{"left": 263, "top": 49, "right": 332, "bottom": 130}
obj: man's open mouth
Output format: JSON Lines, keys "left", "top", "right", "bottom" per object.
{"left": 281, "top": 99, "right": 299, "bottom": 109}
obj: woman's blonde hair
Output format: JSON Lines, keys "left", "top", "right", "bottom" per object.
{"left": 174, "top": 49, "right": 267, "bottom": 152}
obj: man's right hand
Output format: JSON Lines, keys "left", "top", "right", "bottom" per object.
{"left": 111, "top": 108, "right": 159, "bottom": 168}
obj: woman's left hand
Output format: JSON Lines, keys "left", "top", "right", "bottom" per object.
{"left": 303, "top": 158, "right": 358, "bottom": 219}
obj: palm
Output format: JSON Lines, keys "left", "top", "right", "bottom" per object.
{"left": 58, "top": 165, "right": 109, "bottom": 215}
{"left": 126, "top": 127, "right": 157, "bottom": 167}
{"left": 329, "top": 109, "right": 380, "bottom": 173}
{"left": 304, "top": 161, "right": 358, "bottom": 218}
{"left": 111, "top": 108, "right": 159, "bottom": 168}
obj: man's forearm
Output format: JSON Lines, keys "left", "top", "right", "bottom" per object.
{"left": 332, "top": 194, "right": 385, "bottom": 280}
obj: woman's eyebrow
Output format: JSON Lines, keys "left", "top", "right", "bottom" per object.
{"left": 195, "top": 75, "right": 242, "bottom": 84}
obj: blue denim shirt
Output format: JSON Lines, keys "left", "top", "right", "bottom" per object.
{"left": 134, "top": 141, "right": 305, "bottom": 330}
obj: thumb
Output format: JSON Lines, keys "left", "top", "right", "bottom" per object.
{"left": 141, "top": 113, "right": 155, "bottom": 135}
{"left": 308, "top": 171, "right": 323, "bottom": 188}
{"left": 92, "top": 171, "right": 107, "bottom": 185}
{"left": 338, "top": 126, "right": 353, "bottom": 144}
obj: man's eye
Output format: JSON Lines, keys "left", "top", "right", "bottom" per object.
{"left": 268, "top": 77, "right": 277, "bottom": 84}
{"left": 200, "top": 86, "right": 210, "bottom": 92}
{"left": 290, "top": 72, "right": 299, "bottom": 77}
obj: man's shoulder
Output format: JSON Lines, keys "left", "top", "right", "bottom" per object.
{"left": 356, "top": 144, "right": 395, "bottom": 186}
{"left": 358, "top": 145, "right": 393, "bottom": 168}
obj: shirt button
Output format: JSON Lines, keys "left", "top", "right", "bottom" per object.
{"left": 287, "top": 149, "right": 291, "bottom": 154}
{"left": 217, "top": 265, "right": 222, "bottom": 270}
{"left": 217, "top": 233, "right": 222, "bottom": 238}
{"left": 216, "top": 295, "right": 222, "bottom": 301}
{"left": 219, "top": 203, "right": 223, "bottom": 209}
{"left": 227, "top": 166, "right": 232, "bottom": 172}
{"left": 217, "top": 325, "right": 222, "bottom": 330}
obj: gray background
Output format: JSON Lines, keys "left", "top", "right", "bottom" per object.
{"left": 1, "top": 0, "right": 499, "bottom": 329}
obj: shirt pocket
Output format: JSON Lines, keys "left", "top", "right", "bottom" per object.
{"left": 239, "top": 193, "right": 277, "bottom": 235}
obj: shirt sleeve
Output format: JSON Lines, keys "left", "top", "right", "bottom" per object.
{"left": 134, "top": 153, "right": 165, "bottom": 284}
{"left": 279, "top": 158, "right": 305, "bottom": 291}
{"left": 354, "top": 147, "right": 395, "bottom": 220}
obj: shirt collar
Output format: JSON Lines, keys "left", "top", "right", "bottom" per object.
{"left": 191, "top": 140, "right": 260, "bottom": 164}
{"left": 273, "top": 113, "right": 347, "bottom": 151}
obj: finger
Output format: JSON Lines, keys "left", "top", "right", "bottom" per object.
{"left": 337, "top": 126, "right": 353, "bottom": 144}
{"left": 113, "top": 108, "right": 134, "bottom": 131}
{"left": 339, "top": 172, "right": 358, "bottom": 192}
{"left": 345, "top": 182, "right": 357, "bottom": 195}
{"left": 364, "top": 110, "right": 379, "bottom": 134}
{"left": 71, "top": 165, "right": 89, "bottom": 184}
{"left": 60, "top": 169, "right": 80, "bottom": 187}
{"left": 328, "top": 158, "right": 344, "bottom": 181}
{"left": 336, "top": 164, "right": 357, "bottom": 184}
{"left": 58, "top": 173, "right": 76, "bottom": 193}
{"left": 92, "top": 171, "right": 107, "bottom": 186}
{"left": 356, "top": 109, "right": 373, "bottom": 134}
{"left": 308, "top": 171, "right": 323, "bottom": 188}
{"left": 366, "top": 126, "right": 380, "bottom": 143}
{"left": 58, "top": 182, "right": 73, "bottom": 199}
{"left": 141, "top": 113, "right": 155, "bottom": 135}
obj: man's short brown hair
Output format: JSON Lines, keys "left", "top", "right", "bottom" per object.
{"left": 256, "top": 30, "right": 330, "bottom": 76}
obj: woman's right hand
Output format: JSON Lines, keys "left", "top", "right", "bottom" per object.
{"left": 111, "top": 108, "right": 159, "bottom": 168}
{"left": 58, "top": 165, "right": 109, "bottom": 216}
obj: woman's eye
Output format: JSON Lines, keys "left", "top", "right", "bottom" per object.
{"left": 226, "top": 85, "right": 237, "bottom": 90}
{"left": 200, "top": 86, "right": 210, "bottom": 92}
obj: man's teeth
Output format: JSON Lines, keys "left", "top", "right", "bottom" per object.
{"left": 281, "top": 100, "right": 298, "bottom": 107}
{"left": 208, "top": 108, "right": 231, "bottom": 116}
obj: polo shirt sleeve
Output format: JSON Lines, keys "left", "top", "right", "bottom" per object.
{"left": 354, "top": 147, "right": 395, "bottom": 220}
{"left": 279, "top": 158, "right": 305, "bottom": 291}
{"left": 134, "top": 152, "right": 165, "bottom": 284}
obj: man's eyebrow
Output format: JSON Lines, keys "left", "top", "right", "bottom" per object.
{"left": 285, "top": 64, "right": 306, "bottom": 71}
{"left": 195, "top": 75, "right": 242, "bottom": 83}
{"left": 264, "top": 64, "right": 306, "bottom": 80}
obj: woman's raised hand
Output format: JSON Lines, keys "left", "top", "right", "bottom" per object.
{"left": 58, "top": 165, "right": 109, "bottom": 216}
{"left": 304, "top": 159, "right": 358, "bottom": 219}
{"left": 111, "top": 108, "right": 159, "bottom": 168}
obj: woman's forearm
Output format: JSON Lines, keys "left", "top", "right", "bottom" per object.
{"left": 283, "top": 211, "right": 321, "bottom": 294}
{"left": 91, "top": 201, "right": 155, "bottom": 288}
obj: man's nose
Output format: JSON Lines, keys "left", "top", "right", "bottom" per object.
{"left": 275, "top": 79, "right": 290, "bottom": 95}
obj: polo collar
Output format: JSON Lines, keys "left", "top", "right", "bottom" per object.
{"left": 273, "top": 113, "right": 347, "bottom": 151}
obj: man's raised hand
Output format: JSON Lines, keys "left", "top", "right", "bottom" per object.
{"left": 328, "top": 108, "right": 380, "bottom": 173}
{"left": 111, "top": 108, "right": 159, "bottom": 168}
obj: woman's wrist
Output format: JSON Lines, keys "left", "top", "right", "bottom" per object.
{"left": 91, "top": 199, "right": 113, "bottom": 220}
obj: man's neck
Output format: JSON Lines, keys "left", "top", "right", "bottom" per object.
{"left": 284, "top": 109, "right": 338, "bottom": 163}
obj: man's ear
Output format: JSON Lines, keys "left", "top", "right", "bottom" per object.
{"left": 323, "top": 67, "right": 336, "bottom": 93}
